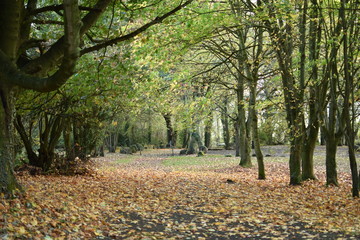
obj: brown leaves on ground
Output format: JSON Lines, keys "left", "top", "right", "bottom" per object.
{"left": 0, "top": 150, "right": 359, "bottom": 239}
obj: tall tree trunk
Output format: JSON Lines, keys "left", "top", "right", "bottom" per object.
{"left": 233, "top": 120, "right": 240, "bottom": 157}
{"left": 0, "top": 86, "right": 22, "bottom": 195}
{"left": 233, "top": 26, "right": 252, "bottom": 168}
{"left": 63, "top": 119, "right": 74, "bottom": 161}
{"left": 263, "top": 2, "right": 304, "bottom": 184}
{"left": 147, "top": 110, "right": 152, "bottom": 144}
{"left": 340, "top": 0, "right": 359, "bottom": 197}
{"left": 237, "top": 88, "right": 251, "bottom": 168}
{"left": 302, "top": 0, "right": 320, "bottom": 181}
{"left": 204, "top": 112, "right": 213, "bottom": 148}
{"left": 106, "top": 133, "right": 118, "bottom": 153}
{"left": 324, "top": 48, "right": 342, "bottom": 186}
{"left": 163, "top": 113, "right": 177, "bottom": 147}
{"left": 221, "top": 99, "right": 231, "bottom": 150}
{"left": 250, "top": 83, "right": 265, "bottom": 179}
{"left": 0, "top": 0, "right": 23, "bottom": 195}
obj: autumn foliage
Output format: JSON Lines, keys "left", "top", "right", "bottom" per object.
{"left": 0, "top": 150, "right": 359, "bottom": 239}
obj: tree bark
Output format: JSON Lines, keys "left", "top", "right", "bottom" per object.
{"left": 302, "top": 0, "right": 322, "bottom": 181}
{"left": 262, "top": 1, "right": 304, "bottom": 184}
{"left": 250, "top": 84, "right": 265, "bottom": 179}
{"left": 14, "top": 114, "right": 39, "bottom": 166}
{"left": 325, "top": 134, "right": 339, "bottom": 186}
{"left": 0, "top": 86, "right": 22, "bottom": 195}
{"left": 63, "top": 119, "right": 75, "bottom": 161}
{"left": 220, "top": 98, "right": 231, "bottom": 150}
{"left": 204, "top": 112, "right": 213, "bottom": 148}
{"left": 233, "top": 120, "right": 240, "bottom": 157}
{"left": 163, "top": 113, "right": 177, "bottom": 147}
{"left": 340, "top": 0, "right": 359, "bottom": 197}
{"left": 186, "top": 132, "right": 203, "bottom": 154}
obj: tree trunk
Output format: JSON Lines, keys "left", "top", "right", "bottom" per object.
{"left": 0, "top": 86, "right": 22, "bottom": 195}
{"left": 237, "top": 88, "right": 251, "bottom": 168}
{"left": 263, "top": 3, "right": 304, "bottom": 184}
{"left": 302, "top": 125, "right": 317, "bottom": 180}
{"left": 250, "top": 88, "right": 265, "bottom": 179}
{"left": 106, "top": 133, "right": 118, "bottom": 153}
{"left": 147, "top": 110, "right": 152, "bottom": 144}
{"left": 325, "top": 134, "right": 338, "bottom": 186}
{"left": 204, "top": 112, "right": 213, "bottom": 148}
{"left": 302, "top": 0, "right": 322, "bottom": 181}
{"left": 233, "top": 120, "right": 240, "bottom": 157}
{"left": 220, "top": 99, "right": 231, "bottom": 150}
{"left": 289, "top": 132, "right": 303, "bottom": 185}
{"left": 340, "top": 0, "right": 359, "bottom": 197}
{"left": 186, "top": 132, "right": 203, "bottom": 154}
{"left": 181, "top": 129, "right": 189, "bottom": 148}
{"left": 63, "top": 119, "right": 74, "bottom": 161}
{"left": 14, "top": 114, "right": 39, "bottom": 166}
{"left": 324, "top": 52, "right": 342, "bottom": 186}
{"left": 163, "top": 113, "right": 177, "bottom": 147}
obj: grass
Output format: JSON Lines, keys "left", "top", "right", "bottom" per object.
{"left": 96, "top": 154, "right": 137, "bottom": 172}
{"left": 114, "top": 156, "right": 135, "bottom": 165}
{"left": 162, "top": 154, "right": 239, "bottom": 171}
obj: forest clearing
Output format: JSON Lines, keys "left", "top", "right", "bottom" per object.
{"left": 1, "top": 147, "right": 359, "bottom": 239}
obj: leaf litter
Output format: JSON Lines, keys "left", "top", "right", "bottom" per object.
{"left": 0, "top": 150, "right": 359, "bottom": 239}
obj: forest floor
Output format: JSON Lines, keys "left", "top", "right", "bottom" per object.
{"left": 1, "top": 146, "right": 360, "bottom": 239}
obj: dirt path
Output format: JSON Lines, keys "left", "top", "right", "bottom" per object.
{"left": 90, "top": 148, "right": 359, "bottom": 240}
{"left": 4, "top": 147, "right": 358, "bottom": 239}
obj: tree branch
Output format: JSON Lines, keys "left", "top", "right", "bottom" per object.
{"left": 30, "top": 4, "right": 101, "bottom": 16}
{"left": 20, "top": 0, "right": 112, "bottom": 76}
{"left": 80, "top": 0, "right": 195, "bottom": 56}
{"left": 2, "top": 0, "right": 81, "bottom": 92}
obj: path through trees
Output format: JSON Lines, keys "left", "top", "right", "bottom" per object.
{"left": 1, "top": 148, "right": 358, "bottom": 239}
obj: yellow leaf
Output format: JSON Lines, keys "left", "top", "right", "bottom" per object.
{"left": 18, "top": 226, "right": 27, "bottom": 235}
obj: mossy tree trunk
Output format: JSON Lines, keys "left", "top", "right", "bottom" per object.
{"left": 186, "top": 132, "right": 203, "bottom": 154}
{"left": 163, "top": 112, "right": 177, "bottom": 147}
{"left": 0, "top": 86, "right": 22, "bottom": 196}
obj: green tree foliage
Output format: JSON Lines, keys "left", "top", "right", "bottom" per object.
{"left": 0, "top": 0, "right": 194, "bottom": 195}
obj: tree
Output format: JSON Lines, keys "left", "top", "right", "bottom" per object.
{"left": 340, "top": 0, "right": 359, "bottom": 197}
{"left": 261, "top": 0, "right": 305, "bottom": 185}
{"left": 0, "top": 0, "right": 194, "bottom": 195}
{"left": 0, "top": 0, "right": 80, "bottom": 195}
{"left": 301, "top": 0, "right": 322, "bottom": 181}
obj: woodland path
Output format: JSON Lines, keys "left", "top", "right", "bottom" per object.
{"left": 90, "top": 147, "right": 359, "bottom": 240}
{"left": 3, "top": 147, "right": 358, "bottom": 239}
